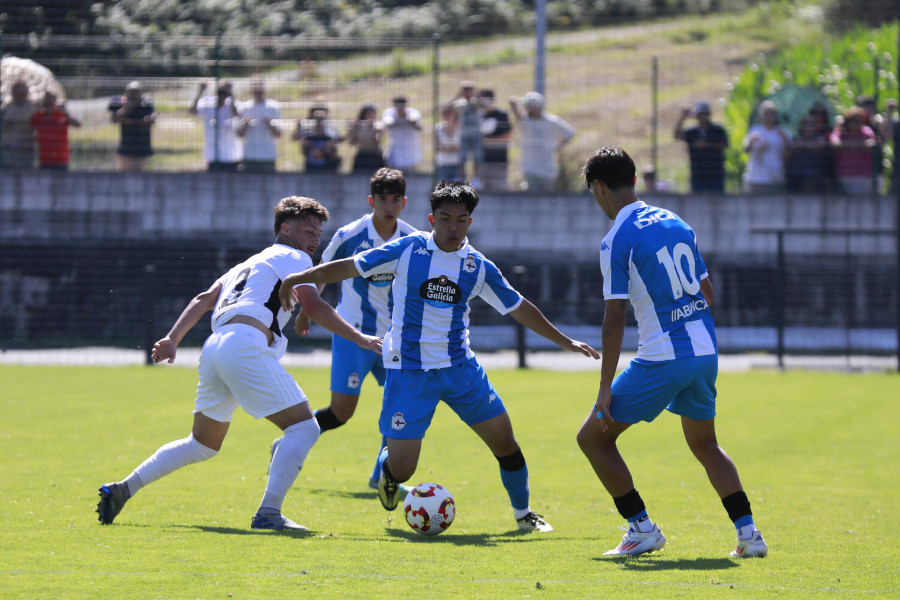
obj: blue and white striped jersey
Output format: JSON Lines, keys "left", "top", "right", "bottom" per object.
{"left": 320, "top": 213, "right": 417, "bottom": 336}
{"left": 601, "top": 201, "right": 716, "bottom": 362}
{"left": 355, "top": 231, "right": 523, "bottom": 370}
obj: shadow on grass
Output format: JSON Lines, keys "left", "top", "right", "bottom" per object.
{"left": 305, "top": 487, "right": 376, "bottom": 501}
{"left": 381, "top": 526, "right": 556, "bottom": 547}
{"left": 592, "top": 555, "right": 739, "bottom": 571}
{"left": 174, "top": 524, "right": 317, "bottom": 537}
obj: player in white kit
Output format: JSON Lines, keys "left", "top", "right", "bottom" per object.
{"left": 576, "top": 146, "right": 767, "bottom": 558}
{"left": 96, "top": 196, "right": 382, "bottom": 530}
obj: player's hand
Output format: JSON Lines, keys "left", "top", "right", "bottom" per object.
{"left": 566, "top": 339, "right": 600, "bottom": 359}
{"left": 594, "top": 387, "right": 613, "bottom": 433}
{"left": 279, "top": 280, "right": 299, "bottom": 311}
{"left": 358, "top": 335, "right": 383, "bottom": 355}
{"left": 152, "top": 337, "right": 177, "bottom": 364}
{"left": 294, "top": 312, "right": 312, "bottom": 336}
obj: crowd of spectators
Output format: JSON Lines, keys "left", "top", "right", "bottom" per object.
{"left": 0, "top": 75, "right": 893, "bottom": 196}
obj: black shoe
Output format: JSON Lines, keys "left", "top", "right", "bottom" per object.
{"left": 377, "top": 471, "right": 401, "bottom": 511}
{"left": 96, "top": 482, "right": 129, "bottom": 525}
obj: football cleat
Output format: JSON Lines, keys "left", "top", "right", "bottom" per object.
{"left": 251, "top": 511, "right": 308, "bottom": 531}
{"left": 96, "top": 482, "right": 130, "bottom": 525}
{"left": 516, "top": 512, "right": 554, "bottom": 532}
{"left": 730, "top": 530, "right": 768, "bottom": 558}
{"left": 603, "top": 523, "right": 666, "bottom": 556}
{"left": 377, "top": 471, "right": 401, "bottom": 511}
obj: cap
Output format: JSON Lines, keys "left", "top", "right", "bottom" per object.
{"left": 523, "top": 91, "right": 545, "bottom": 108}
{"left": 694, "top": 101, "right": 711, "bottom": 114}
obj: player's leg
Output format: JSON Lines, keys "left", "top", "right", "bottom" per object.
{"left": 375, "top": 369, "right": 436, "bottom": 511}
{"left": 576, "top": 359, "right": 676, "bottom": 555}
{"left": 315, "top": 334, "right": 371, "bottom": 430}
{"left": 253, "top": 402, "right": 320, "bottom": 530}
{"left": 682, "top": 416, "right": 767, "bottom": 557}
{"left": 671, "top": 355, "right": 766, "bottom": 557}
{"left": 97, "top": 334, "right": 233, "bottom": 525}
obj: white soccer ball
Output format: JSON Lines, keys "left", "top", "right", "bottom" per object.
{"left": 403, "top": 482, "right": 456, "bottom": 536}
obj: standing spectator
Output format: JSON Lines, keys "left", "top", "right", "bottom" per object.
{"left": 453, "top": 81, "right": 483, "bottom": 184}
{"left": 237, "top": 77, "right": 281, "bottom": 173}
{"left": 673, "top": 101, "right": 728, "bottom": 193}
{"left": 1, "top": 79, "right": 36, "bottom": 169}
{"left": 479, "top": 89, "right": 512, "bottom": 191}
{"left": 294, "top": 104, "right": 342, "bottom": 173}
{"left": 786, "top": 116, "right": 831, "bottom": 194}
{"left": 190, "top": 81, "right": 242, "bottom": 172}
{"left": 382, "top": 96, "right": 423, "bottom": 172}
{"left": 856, "top": 95, "right": 887, "bottom": 192}
{"left": 830, "top": 106, "right": 877, "bottom": 196}
{"left": 108, "top": 81, "right": 156, "bottom": 172}
{"left": 30, "top": 91, "right": 81, "bottom": 170}
{"left": 509, "top": 91, "right": 575, "bottom": 193}
{"left": 434, "top": 104, "right": 461, "bottom": 181}
{"left": 346, "top": 104, "right": 385, "bottom": 174}
{"left": 741, "top": 100, "right": 791, "bottom": 193}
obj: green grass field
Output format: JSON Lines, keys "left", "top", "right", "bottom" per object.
{"left": 1, "top": 365, "right": 897, "bottom": 598}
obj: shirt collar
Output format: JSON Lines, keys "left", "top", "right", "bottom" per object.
{"left": 615, "top": 200, "right": 647, "bottom": 226}
{"left": 426, "top": 231, "right": 470, "bottom": 257}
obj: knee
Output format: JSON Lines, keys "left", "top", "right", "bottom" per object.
{"left": 331, "top": 404, "right": 356, "bottom": 423}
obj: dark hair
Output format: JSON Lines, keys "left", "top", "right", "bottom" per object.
{"left": 479, "top": 89, "right": 495, "bottom": 99}
{"left": 429, "top": 180, "right": 479, "bottom": 214}
{"left": 370, "top": 168, "right": 406, "bottom": 197}
{"left": 357, "top": 103, "right": 376, "bottom": 120}
{"left": 273, "top": 196, "right": 329, "bottom": 235}
{"left": 582, "top": 146, "right": 636, "bottom": 191}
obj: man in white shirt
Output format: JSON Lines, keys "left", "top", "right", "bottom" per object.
{"left": 382, "top": 96, "right": 423, "bottom": 171}
{"left": 238, "top": 77, "right": 281, "bottom": 173}
{"left": 510, "top": 92, "right": 575, "bottom": 193}
{"left": 190, "top": 81, "right": 243, "bottom": 172}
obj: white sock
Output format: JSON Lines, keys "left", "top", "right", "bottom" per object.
{"left": 513, "top": 507, "right": 532, "bottom": 520}
{"left": 131, "top": 434, "right": 218, "bottom": 489}
{"left": 634, "top": 515, "right": 656, "bottom": 533}
{"left": 259, "top": 419, "right": 320, "bottom": 512}
{"left": 737, "top": 523, "right": 757, "bottom": 539}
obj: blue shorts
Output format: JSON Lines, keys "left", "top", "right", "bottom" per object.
{"left": 380, "top": 358, "right": 506, "bottom": 440}
{"left": 330, "top": 333, "right": 386, "bottom": 395}
{"left": 609, "top": 355, "right": 718, "bottom": 424}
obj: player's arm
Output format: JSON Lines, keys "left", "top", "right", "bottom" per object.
{"left": 294, "top": 282, "right": 326, "bottom": 336}
{"left": 701, "top": 276, "right": 715, "bottom": 306}
{"left": 295, "top": 285, "right": 381, "bottom": 354}
{"left": 152, "top": 281, "right": 223, "bottom": 364}
{"left": 595, "top": 298, "right": 627, "bottom": 432}
{"left": 279, "top": 257, "right": 359, "bottom": 311}
{"left": 509, "top": 299, "right": 599, "bottom": 359}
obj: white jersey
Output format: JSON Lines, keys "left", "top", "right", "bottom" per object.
{"left": 211, "top": 243, "right": 315, "bottom": 358}
{"left": 320, "top": 213, "right": 418, "bottom": 336}
{"left": 355, "top": 231, "right": 523, "bottom": 370}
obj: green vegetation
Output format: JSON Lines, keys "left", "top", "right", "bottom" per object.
{"left": 1, "top": 365, "right": 897, "bottom": 598}
{"left": 723, "top": 22, "right": 899, "bottom": 190}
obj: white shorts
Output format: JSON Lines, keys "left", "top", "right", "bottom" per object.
{"left": 194, "top": 323, "right": 308, "bottom": 422}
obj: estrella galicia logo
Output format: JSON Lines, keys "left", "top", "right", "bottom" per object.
{"left": 420, "top": 275, "right": 462, "bottom": 308}
{"left": 367, "top": 272, "right": 395, "bottom": 287}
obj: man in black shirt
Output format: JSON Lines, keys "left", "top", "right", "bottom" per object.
{"left": 674, "top": 101, "right": 728, "bottom": 193}
{"left": 479, "top": 89, "right": 512, "bottom": 191}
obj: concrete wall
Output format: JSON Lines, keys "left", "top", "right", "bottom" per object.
{"left": 1, "top": 170, "right": 895, "bottom": 259}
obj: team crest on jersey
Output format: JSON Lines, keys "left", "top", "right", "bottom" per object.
{"left": 348, "top": 373, "right": 360, "bottom": 389}
{"left": 420, "top": 275, "right": 462, "bottom": 308}
{"left": 357, "top": 240, "right": 372, "bottom": 251}
{"left": 367, "top": 272, "right": 395, "bottom": 287}
{"left": 391, "top": 412, "right": 406, "bottom": 430}
{"left": 463, "top": 255, "right": 477, "bottom": 273}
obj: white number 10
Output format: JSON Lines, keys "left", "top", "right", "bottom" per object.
{"left": 656, "top": 243, "right": 700, "bottom": 299}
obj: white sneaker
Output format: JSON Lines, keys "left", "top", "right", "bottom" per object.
{"left": 730, "top": 530, "right": 768, "bottom": 558}
{"left": 603, "top": 523, "right": 666, "bottom": 556}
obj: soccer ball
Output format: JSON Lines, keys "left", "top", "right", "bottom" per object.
{"left": 403, "top": 483, "right": 455, "bottom": 536}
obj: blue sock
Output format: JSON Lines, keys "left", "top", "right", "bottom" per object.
{"left": 734, "top": 514, "right": 754, "bottom": 529}
{"left": 499, "top": 463, "right": 529, "bottom": 511}
{"left": 370, "top": 436, "right": 387, "bottom": 482}
{"left": 627, "top": 509, "right": 649, "bottom": 524}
